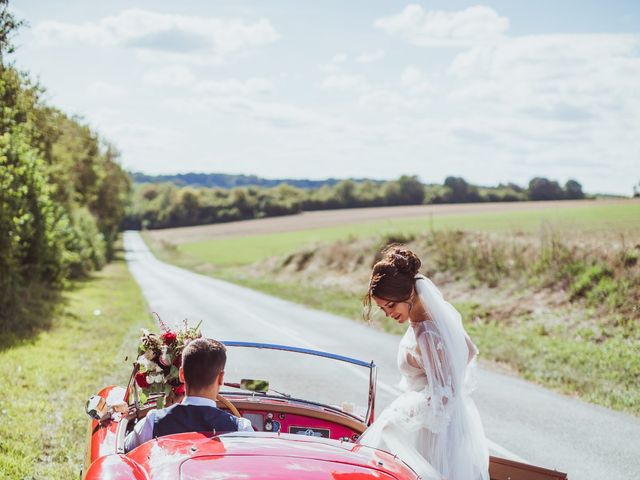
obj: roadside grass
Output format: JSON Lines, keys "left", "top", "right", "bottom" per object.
{"left": 0, "top": 250, "right": 152, "bottom": 480}
{"left": 174, "top": 202, "right": 640, "bottom": 266}
{"left": 458, "top": 303, "right": 640, "bottom": 414}
{"left": 0, "top": 283, "right": 60, "bottom": 353}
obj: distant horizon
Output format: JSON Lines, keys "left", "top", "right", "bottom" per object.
{"left": 130, "top": 170, "right": 631, "bottom": 197}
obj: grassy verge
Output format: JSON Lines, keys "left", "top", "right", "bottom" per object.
{"left": 458, "top": 303, "right": 640, "bottom": 413}
{"left": 0, "top": 250, "right": 152, "bottom": 480}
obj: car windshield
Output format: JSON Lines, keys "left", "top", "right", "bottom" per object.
{"left": 221, "top": 343, "right": 374, "bottom": 420}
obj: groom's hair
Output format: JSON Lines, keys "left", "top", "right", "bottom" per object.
{"left": 182, "top": 338, "right": 226, "bottom": 390}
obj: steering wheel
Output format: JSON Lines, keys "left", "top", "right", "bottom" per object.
{"left": 216, "top": 393, "right": 241, "bottom": 418}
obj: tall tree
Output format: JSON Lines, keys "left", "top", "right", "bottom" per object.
{"left": 0, "top": 0, "right": 22, "bottom": 59}
{"left": 528, "top": 177, "right": 563, "bottom": 201}
{"left": 564, "top": 179, "right": 585, "bottom": 200}
{"left": 444, "top": 176, "right": 480, "bottom": 203}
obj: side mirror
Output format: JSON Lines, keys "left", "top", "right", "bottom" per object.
{"left": 86, "top": 394, "right": 108, "bottom": 421}
{"left": 240, "top": 379, "right": 269, "bottom": 393}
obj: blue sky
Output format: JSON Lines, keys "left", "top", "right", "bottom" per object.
{"left": 11, "top": 1, "right": 640, "bottom": 194}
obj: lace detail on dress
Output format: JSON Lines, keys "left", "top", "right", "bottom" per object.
{"left": 384, "top": 390, "right": 451, "bottom": 434}
{"left": 395, "top": 321, "right": 456, "bottom": 434}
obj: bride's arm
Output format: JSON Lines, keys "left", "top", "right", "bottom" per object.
{"left": 414, "top": 325, "right": 455, "bottom": 402}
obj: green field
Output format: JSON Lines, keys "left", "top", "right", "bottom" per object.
{"left": 177, "top": 202, "right": 640, "bottom": 266}
{"left": 0, "top": 252, "right": 152, "bottom": 479}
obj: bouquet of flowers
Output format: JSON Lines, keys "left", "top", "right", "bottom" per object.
{"left": 133, "top": 317, "right": 202, "bottom": 408}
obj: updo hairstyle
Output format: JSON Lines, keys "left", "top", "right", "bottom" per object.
{"left": 364, "top": 246, "right": 421, "bottom": 318}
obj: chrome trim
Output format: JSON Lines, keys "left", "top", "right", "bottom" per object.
{"left": 365, "top": 362, "right": 377, "bottom": 426}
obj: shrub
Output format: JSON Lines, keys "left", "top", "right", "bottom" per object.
{"left": 570, "top": 264, "right": 613, "bottom": 300}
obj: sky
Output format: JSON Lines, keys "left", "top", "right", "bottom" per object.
{"left": 10, "top": 1, "right": 640, "bottom": 195}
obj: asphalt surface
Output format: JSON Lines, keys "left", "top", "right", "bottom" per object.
{"left": 124, "top": 231, "right": 640, "bottom": 480}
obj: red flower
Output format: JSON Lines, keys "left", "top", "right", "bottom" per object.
{"left": 161, "top": 331, "right": 177, "bottom": 345}
{"left": 135, "top": 371, "right": 149, "bottom": 388}
{"left": 173, "top": 384, "right": 185, "bottom": 396}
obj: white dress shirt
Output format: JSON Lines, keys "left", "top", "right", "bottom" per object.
{"left": 124, "top": 395, "right": 253, "bottom": 452}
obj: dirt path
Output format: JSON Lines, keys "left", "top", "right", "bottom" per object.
{"left": 146, "top": 198, "right": 635, "bottom": 244}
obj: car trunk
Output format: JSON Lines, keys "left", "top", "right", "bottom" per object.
{"left": 180, "top": 454, "right": 407, "bottom": 479}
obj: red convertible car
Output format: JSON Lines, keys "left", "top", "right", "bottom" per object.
{"left": 83, "top": 341, "right": 568, "bottom": 479}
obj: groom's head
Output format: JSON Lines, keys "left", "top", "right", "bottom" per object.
{"left": 180, "top": 338, "right": 226, "bottom": 393}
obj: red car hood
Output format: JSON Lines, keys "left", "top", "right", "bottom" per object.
{"left": 126, "top": 431, "right": 416, "bottom": 479}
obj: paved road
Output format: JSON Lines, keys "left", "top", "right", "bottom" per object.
{"left": 124, "top": 231, "right": 640, "bottom": 479}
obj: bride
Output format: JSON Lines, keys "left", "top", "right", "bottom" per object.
{"left": 359, "top": 246, "right": 489, "bottom": 480}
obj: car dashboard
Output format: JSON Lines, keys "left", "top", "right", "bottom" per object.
{"left": 227, "top": 396, "right": 365, "bottom": 442}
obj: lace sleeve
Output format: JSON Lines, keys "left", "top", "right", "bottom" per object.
{"left": 413, "top": 324, "right": 456, "bottom": 433}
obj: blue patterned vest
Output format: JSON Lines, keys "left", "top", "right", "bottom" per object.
{"left": 152, "top": 404, "right": 239, "bottom": 438}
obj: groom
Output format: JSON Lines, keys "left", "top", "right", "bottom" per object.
{"left": 125, "top": 337, "right": 253, "bottom": 452}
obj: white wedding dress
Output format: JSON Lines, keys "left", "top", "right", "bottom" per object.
{"left": 359, "top": 276, "right": 489, "bottom": 480}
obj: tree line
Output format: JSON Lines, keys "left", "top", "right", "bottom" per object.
{"left": 124, "top": 175, "right": 585, "bottom": 230}
{"left": 131, "top": 171, "right": 379, "bottom": 190}
{"left": 0, "top": 3, "right": 130, "bottom": 330}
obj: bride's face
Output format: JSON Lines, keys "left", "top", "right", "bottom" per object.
{"left": 373, "top": 295, "right": 412, "bottom": 323}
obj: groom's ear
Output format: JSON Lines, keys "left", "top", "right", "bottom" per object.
{"left": 179, "top": 366, "right": 185, "bottom": 383}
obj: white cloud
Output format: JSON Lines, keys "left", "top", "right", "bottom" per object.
{"left": 194, "top": 78, "right": 273, "bottom": 96}
{"left": 318, "top": 53, "right": 349, "bottom": 74}
{"left": 163, "top": 93, "right": 318, "bottom": 130}
{"left": 358, "top": 89, "right": 418, "bottom": 114}
{"left": 356, "top": 49, "right": 386, "bottom": 64}
{"left": 87, "top": 81, "right": 125, "bottom": 97}
{"left": 434, "top": 33, "right": 640, "bottom": 191}
{"left": 447, "top": 34, "right": 640, "bottom": 117}
{"left": 142, "top": 65, "right": 195, "bottom": 87}
{"left": 307, "top": 30, "right": 639, "bottom": 193}
{"left": 321, "top": 74, "right": 366, "bottom": 90}
{"left": 33, "top": 9, "right": 278, "bottom": 63}
{"left": 374, "top": 4, "right": 509, "bottom": 47}
{"left": 331, "top": 53, "right": 348, "bottom": 63}
{"left": 400, "top": 66, "right": 434, "bottom": 94}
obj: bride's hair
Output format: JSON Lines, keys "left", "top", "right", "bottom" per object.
{"left": 363, "top": 246, "right": 421, "bottom": 318}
